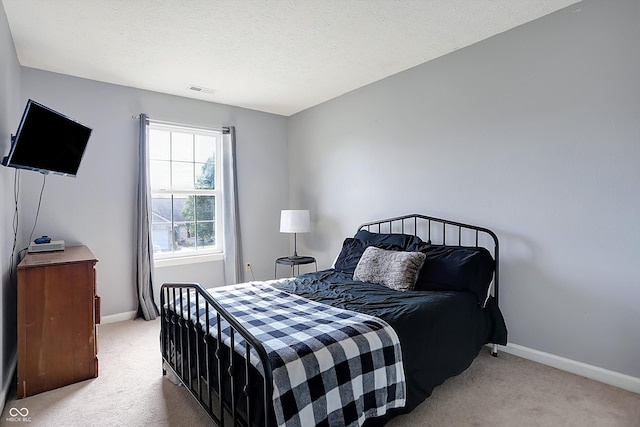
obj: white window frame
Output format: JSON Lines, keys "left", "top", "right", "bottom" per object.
{"left": 148, "top": 121, "right": 223, "bottom": 262}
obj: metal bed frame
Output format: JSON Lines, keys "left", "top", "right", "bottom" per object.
{"left": 357, "top": 213, "right": 500, "bottom": 357}
{"left": 160, "top": 213, "right": 501, "bottom": 426}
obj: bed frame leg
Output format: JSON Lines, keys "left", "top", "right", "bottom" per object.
{"left": 491, "top": 344, "right": 499, "bottom": 357}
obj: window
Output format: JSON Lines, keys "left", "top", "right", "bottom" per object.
{"left": 148, "top": 122, "right": 222, "bottom": 259}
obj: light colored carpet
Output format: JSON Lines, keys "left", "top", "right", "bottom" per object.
{"left": 2, "top": 318, "right": 639, "bottom": 426}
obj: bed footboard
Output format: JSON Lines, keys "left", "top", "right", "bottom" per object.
{"left": 160, "top": 282, "right": 274, "bottom": 427}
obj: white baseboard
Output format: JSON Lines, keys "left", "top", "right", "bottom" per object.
{"left": 100, "top": 310, "right": 137, "bottom": 324}
{"left": 500, "top": 343, "right": 640, "bottom": 394}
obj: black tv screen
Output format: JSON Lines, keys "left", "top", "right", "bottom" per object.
{"left": 3, "top": 99, "right": 92, "bottom": 177}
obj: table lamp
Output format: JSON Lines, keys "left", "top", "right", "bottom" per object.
{"left": 280, "top": 210, "right": 310, "bottom": 259}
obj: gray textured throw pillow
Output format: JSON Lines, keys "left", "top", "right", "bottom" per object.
{"left": 353, "top": 246, "right": 426, "bottom": 291}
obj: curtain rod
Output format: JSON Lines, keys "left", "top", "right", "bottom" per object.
{"left": 132, "top": 114, "right": 230, "bottom": 133}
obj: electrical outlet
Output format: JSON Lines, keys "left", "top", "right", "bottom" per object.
{"left": 245, "top": 262, "right": 251, "bottom": 272}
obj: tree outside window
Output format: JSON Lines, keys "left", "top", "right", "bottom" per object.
{"left": 181, "top": 158, "right": 216, "bottom": 247}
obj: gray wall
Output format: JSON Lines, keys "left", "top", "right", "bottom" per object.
{"left": 17, "top": 68, "right": 290, "bottom": 317}
{"left": 0, "top": 1, "right": 20, "bottom": 407}
{"left": 288, "top": 0, "right": 640, "bottom": 378}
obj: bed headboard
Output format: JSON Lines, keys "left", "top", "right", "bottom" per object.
{"left": 357, "top": 213, "right": 500, "bottom": 304}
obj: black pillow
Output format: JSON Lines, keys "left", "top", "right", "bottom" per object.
{"left": 354, "top": 229, "right": 423, "bottom": 250}
{"left": 413, "top": 243, "right": 495, "bottom": 303}
{"left": 334, "top": 237, "right": 403, "bottom": 274}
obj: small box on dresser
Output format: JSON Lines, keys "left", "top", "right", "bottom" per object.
{"left": 17, "top": 245, "right": 100, "bottom": 398}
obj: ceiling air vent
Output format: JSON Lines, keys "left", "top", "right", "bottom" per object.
{"left": 188, "top": 85, "right": 216, "bottom": 96}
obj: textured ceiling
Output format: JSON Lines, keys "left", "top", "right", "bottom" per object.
{"left": 3, "top": 0, "right": 581, "bottom": 116}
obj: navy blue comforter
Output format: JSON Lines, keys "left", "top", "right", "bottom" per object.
{"left": 271, "top": 269, "right": 507, "bottom": 417}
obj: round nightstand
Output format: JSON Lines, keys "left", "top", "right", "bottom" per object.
{"left": 274, "top": 256, "right": 317, "bottom": 278}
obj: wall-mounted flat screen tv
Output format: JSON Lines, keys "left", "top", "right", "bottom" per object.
{"left": 2, "top": 99, "right": 92, "bottom": 177}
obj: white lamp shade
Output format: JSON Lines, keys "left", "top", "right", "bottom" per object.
{"left": 280, "top": 210, "right": 310, "bottom": 233}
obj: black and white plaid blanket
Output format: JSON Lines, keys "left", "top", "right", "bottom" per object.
{"left": 180, "top": 281, "right": 406, "bottom": 427}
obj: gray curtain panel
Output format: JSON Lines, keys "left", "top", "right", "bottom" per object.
{"left": 222, "top": 126, "right": 244, "bottom": 284}
{"left": 135, "top": 113, "right": 159, "bottom": 320}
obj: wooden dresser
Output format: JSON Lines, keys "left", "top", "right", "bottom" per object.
{"left": 17, "top": 245, "right": 100, "bottom": 398}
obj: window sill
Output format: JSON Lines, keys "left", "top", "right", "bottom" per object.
{"left": 154, "top": 252, "right": 224, "bottom": 268}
